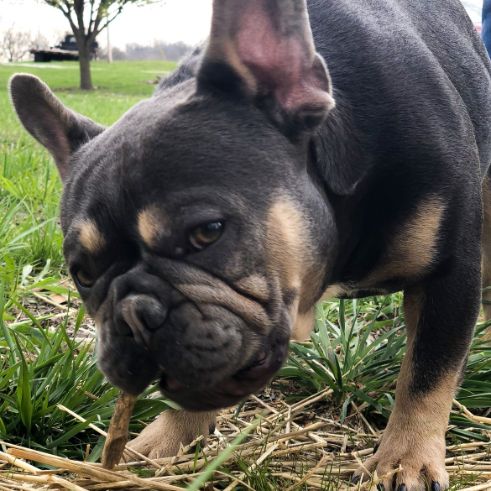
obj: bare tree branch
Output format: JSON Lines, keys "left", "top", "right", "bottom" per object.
{"left": 1, "top": 28, "right": 32, "bottom": 62}
{"left": 94, "top": 6, "right": 123, "bottom": 38}
{"left": 42, "top": 0, "right": 157, "bottom": 89}
{"left": 87, "top": 0, "right": 97, "bottom": 38}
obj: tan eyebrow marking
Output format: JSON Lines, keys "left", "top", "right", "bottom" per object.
{"left": 77, "top": 219, "right": 106, "bottom": 254}
{"left": 137, "top": 206, "right": 170, "bottom": 248}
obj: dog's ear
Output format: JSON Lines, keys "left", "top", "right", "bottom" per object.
{"left": 9, "top": 74, "right": 104, "bottom": 182}
{"left": 198, "top": 0, "right": 335, "bottom": 135}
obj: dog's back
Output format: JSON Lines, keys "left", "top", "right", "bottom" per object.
{"left": 309, "top": 0, "right": 491, "bottom": 187}
{"left": 163, "top": 0, "right": 491, "bottom": 189}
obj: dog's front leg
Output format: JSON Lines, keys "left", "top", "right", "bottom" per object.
{"left": 355, "top": 263, "right": 480, "bottom": 490}
{"left": 124, "top": 410, "right": 217, "bottom": 461}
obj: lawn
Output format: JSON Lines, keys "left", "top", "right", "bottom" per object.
{"left": 1, "top": 60, "right": 491, "bottom": 490}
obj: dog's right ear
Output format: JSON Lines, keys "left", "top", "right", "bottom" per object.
{"left": 198, "top": 0, "right": 335, "bottom": 136}
{"left": 9, "top": 74, "right": 105, "bottom": 182}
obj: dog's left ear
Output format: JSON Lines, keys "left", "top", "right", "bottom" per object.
{"left": 9, "top": 74, "right": 104, "bottom": 182}
{"left": 198, "top": 0, "right": 335, "bottom": 135}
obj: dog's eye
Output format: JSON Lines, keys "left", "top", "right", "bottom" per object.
{"left": 73, "top": 268, "right": 95, "bottom": 289}
{"left": 189, "top": 221, "right": 224, "bottom": 251}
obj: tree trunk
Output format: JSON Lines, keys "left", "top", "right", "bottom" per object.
{"left": 78, "top": 41, "right": 93, "bottom": 90}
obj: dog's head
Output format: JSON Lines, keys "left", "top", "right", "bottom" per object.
{"left": 10, "top": 0, "right": 337, "bottom": 410}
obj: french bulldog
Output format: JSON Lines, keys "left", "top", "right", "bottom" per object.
{"left": 9, "top": 0, "right": 491, "bottom": 489}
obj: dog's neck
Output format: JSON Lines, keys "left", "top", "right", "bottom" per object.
{"left": 309, "top": 90, "right": 374, "bottom": 284}
{"left": 312, "top": 90, "right": 372, "bottom": 197}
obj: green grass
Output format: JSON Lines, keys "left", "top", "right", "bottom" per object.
{"left": 0, "top": 60, "right": 172, "bottom": 459}
{"left": 0, "top": 60, "right": 173, "bottom": 276}
{"left": 1, "top": 60, "right": 491, "bottom": 489}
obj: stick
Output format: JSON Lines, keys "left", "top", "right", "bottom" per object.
{"left": 101, "top": 392, "right": 137, "bottom": 469}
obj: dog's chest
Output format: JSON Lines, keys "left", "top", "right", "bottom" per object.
{"left": 325, "top": 195, "right": 445, "bottom": 299}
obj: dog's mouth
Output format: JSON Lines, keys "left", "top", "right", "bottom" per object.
{"left": 97, "top": 296, "right": 291, "bottom": 410}
{"left": 95, "top": 259, "right": 293, "bottom": 410}
{"left": 158, "top": 341, "right": 288, "bottom": 410}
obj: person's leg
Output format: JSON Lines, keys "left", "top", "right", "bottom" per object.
{"left": 482, "top": 0, "right": 491, "bottom": 57}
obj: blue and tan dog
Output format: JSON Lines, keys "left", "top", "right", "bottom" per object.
{"left": 9, "top": 0, "right": 491, "bottom": 489}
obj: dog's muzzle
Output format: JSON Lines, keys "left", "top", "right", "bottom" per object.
{"left": 96, "top": 262, "right": 290, "bottom": 410}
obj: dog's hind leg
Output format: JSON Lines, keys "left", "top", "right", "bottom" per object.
{"left": 481, "top": 176, "right": 491, "bottom": 322}
{"left": 124, "top": 410, "right": 216, "bottom": 461}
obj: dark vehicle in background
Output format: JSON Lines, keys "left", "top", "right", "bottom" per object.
{"left": 31, "top": 34, "right": 98, "bottom": 62}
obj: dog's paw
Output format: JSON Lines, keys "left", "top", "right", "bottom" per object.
{"left": 353, "top": 433, "right": 448, "bottom": 491}
{"left": 123, "top": 410, "right": 216, "bottom": 461}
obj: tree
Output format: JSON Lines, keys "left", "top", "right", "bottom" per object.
{"left": 43, "top": 1, "right": 155, "bottom": 90}
{"left": 30, "top": 32, "right": 51, "bottom": 51}
{"left": 1, "top": 28, "right": 32, "bottom": 62}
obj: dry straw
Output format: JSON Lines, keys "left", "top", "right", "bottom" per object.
{"left": 1, "top": 393, "right": 491, "bottom": 490}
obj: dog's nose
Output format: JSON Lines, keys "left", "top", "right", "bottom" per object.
{"left": 119, "top": 295, "right": 168, "bottom": 346}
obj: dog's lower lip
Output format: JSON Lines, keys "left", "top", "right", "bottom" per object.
{"left": 160, "top": 353, "right": 269, "bottom": 395}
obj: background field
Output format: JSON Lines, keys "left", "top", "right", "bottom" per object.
{"left": 1, "top": 60, "right": 491, "bottom": 490}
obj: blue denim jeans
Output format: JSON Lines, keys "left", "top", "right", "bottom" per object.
{"left": 483, "top": 0, "right": 491, "bottom": 57}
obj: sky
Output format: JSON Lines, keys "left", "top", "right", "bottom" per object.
{"left": 0, "top": 0, "right": 213, "bottom": 49}
{"left": 463, "top": 0, "right": 484, "bottom": 21}
{"left": 0, "top": 0, "right": 484, "bottom": 50}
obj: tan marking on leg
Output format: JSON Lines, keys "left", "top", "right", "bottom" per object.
{"left": 266, "top": 198, "right": 324, "bottom": 337}
{"left": 137, "top": 206, "right": 170, "bottom": 248}
{"left": 125, "top": 410, "right": 217, "bottom": 461}
{"left": 392, "top": 197, "right": 445, "bottom": 275}
{"left": 481, "top": 178, "right": 491, "bottom": 325}
{"left": 366, "top": 196, "right": 445, "bottom": 285}
{"left": 355, "top": 290, "right": 454, "bottom": 490}
{"left": 76, "top": 219, "right": 106, "bottom": 254}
